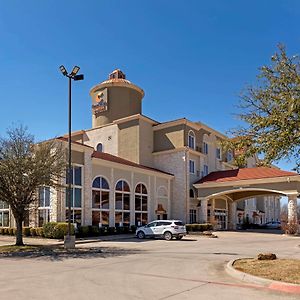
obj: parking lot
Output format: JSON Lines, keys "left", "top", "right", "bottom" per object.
{"left": 0, "top": 231, "right": 299, "bottom": 300}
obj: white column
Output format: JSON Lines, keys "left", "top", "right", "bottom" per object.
{"left": 130, "top": 172, "right": 135, "bottom": 226}
{"left": 83, "top": 152, "right": 93, "bottom": 226}
{"left": 198, "top": 197, "right": 208, "bottom": 223}
{"left": 229, "top": 201, "right": 237, "bottom": 230}
{"left": 109, "top": 168, "right": 114, "bottom": 227}
{"left": 288, "top": 194, "right": 298, "bottom": 224}
{"left": 167, "top": 179, "right": 171, "bottom": 219}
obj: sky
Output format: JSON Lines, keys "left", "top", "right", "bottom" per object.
{"left": 0, "top": 0, "right": 299, "bottom": 172}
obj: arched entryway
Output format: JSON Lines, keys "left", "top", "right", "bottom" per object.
{"left": 193, "top": 167, "right": 300, "bottom": 230}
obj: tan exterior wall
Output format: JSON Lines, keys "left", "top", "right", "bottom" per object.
{"left": 153, "top": 150, "right": 188, "bottom": 223}
{"left": 118, "top": 119, "right": 139, "bottom": 163}
{"left": 153, "top": 124, "right": 184, "bottom": 152}
{"left": 84, "top": 124, "right": 119, "bottom": 156}
{"left": 139, "top": 119, "right": 154, "bottom": 167}
{"left": 91, "top": 87, "right": 142, "bottom": 127}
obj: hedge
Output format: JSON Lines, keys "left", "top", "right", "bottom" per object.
{"left": 185, "top": 223, "right": 213, "bottom": 232}
{"left": 43, "top": 222, "right": 75, "bottom": 239}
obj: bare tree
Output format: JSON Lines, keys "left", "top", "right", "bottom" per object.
{"left": 0, "top": 125, "right": 66, "bottom": 245}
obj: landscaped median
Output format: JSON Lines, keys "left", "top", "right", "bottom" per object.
{"left": 226, "top": 255, "right": 300, "bottom": 294}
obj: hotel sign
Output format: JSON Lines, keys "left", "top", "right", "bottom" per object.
{"left": 92, "top": 88, "right": 108, "bottom": 114}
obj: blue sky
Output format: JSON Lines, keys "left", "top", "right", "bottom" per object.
{"left": 0, "top": 0, "right": 299, "bottom": 171}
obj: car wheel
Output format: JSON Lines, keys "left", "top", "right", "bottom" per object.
{"left": 137, "top": 231, "right": 145, "bottom": 239}
{"left": 176, "top": 236, "right": 183, "bottom": 240}
{"left": 164, "top": 231, "right": 172, "bottom": 241}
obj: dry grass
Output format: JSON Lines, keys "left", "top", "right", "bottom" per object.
{"left": 234, "top": 258, "right": 300, "bottom": 285}
{"left": 0, "top": 245, "right": 42, "bottom": 253}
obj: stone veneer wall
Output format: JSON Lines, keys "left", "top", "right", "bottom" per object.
{"left": 153, "top": 150, "right": 188, "bottom": 223}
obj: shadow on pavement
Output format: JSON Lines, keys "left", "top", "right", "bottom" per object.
{"left": 0, "top": 245, "right": 142, "bottom": 261}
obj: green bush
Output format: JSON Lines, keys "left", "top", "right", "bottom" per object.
{"left": 22, "top": 227, "right": 31, "bottom": 237}
{"left": 0, "top": 228, "right": 4, "bottom": 235}
{"left": 100, "top": 226, "right": 109, "bottom": 235}
{"left": 43, "top": 222, "right": 74, "bottom": 239}
{"left": 30, "top": 228, "right": 37, "bottom": 236}
{"left": 130, "top": 225, "right": 137, "bottom": 233}
{"left": 108, "top": 227, "right": 116, "bottom": 235}
{"left": 43, "top": 222, "right": 57, "bottom": 238}
{"left": 90, "top": 225, "right": 100, "bottom": 235}
{"left": 78, "top": 226, "right": 89, "bottom": 237}
{"left": 36, "top": 227, "right": 44, "bottom": 237}
{"left": 186, "top": 223, "right": 213, "bottom": 232}
{"left": 53, "top": 223, "right": 75, "bottom": 239}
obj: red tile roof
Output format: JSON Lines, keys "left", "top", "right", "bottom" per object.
{"left": 92, "top": 151, "right": 173, "bottom": 176}
{"left": 195, "top": 167, "right": 298, "bottom": 185}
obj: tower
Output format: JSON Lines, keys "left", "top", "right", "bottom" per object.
{"left": 89, "top": 69, "right": 145, "bottom": 128}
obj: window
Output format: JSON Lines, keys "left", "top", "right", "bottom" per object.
{"left": 189, "top": 209, "right": 197, "bottom": 223}
{"left": 188, "top": 131, "right": 195, "bottom": 149}
{"left": 216, "top": 148, "right": 221, "bottom": 160}
{"left": 38, "top": 187, "right": 51, "bottom": 226}
{"left": 115, "top": 180, "right": 130, "bottom": 227}
{"left": 96, "top": 143, "right": 103, "bottom": 152}
{"left": 189, "top": 189, "right": 195, "bottom": 198}
{"left": 135, "top": 183, "right": 148, "bottom": 226}
{"left": 204, "top": 165, "right": 209, "bottom": 176}
{"left": 227, "top": 150, "right": 233, "bottom": 162}
{"left": 189, "top": 160, "right": 195, "bottom": 174}
{"left": 203, "top": 142, "right": 208, "bottom": 154}
{"left": 0, "top": 201, "right": 9, "bottom": 227}
{"left": 92, "top": 177, "right": 110, "bottom": 226}
{"left": 65, "top": 166, "right": 82, "bottom": 225}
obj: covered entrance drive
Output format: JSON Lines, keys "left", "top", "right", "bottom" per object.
{"left": 193, "top": 167, "right": 300, "bottom": 230}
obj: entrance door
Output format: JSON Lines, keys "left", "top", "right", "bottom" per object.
{"left": 214, "top": 210, "right": 227, "bottom": 230}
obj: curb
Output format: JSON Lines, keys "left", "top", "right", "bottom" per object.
{"left": 226, "top": 258, "right": 300, "bottom": 294}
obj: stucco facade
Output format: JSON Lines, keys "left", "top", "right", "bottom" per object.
{"left": 2, "top": 69, "right": 295, "bottom": 231}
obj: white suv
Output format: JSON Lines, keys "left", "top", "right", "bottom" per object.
{"left": 136, "top": 220, "right": 186, "bottom": 240}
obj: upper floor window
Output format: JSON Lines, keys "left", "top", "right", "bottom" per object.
{"left": 203, "top": 142, "right": 208, "bottom": 154}
{"left": 227, "top": 150, "right": 233, "bottom": 162}
{"left": 39, "top": 187, "right": 50, "bottom": 207}
{"left": 66, "top": 166, "right": 82, "bottom": 186}
{"left": 204, "top": 165, "right": 209, "bottom": 176}
{"left": 96, "top": 143, "right": 103, "bottom": 152}
{"left": 189, "top": 160, "right": 195, "bottom": 174}
{"left": 216, "top": 148, "right": 221, "bottom": 160}
{"left": 189, "top": 189, "right": 195, "bottom": 198}
{"left": 188, "top": 131, "right": 195, "bottom": 149}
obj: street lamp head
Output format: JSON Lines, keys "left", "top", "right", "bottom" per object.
{"left": 59, "top": 65, "right": 68, "bottom": 76}
{"left": 70, "top": 66, "right": 80, "bottom": 77}
{"left": 73, "top": 74, "right": 84, "bottom": 81}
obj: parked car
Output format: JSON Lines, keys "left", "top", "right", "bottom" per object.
{"left": 136, "top": 220, "right": 186, "bottom": 240}
{"left": 264, "top": 221, "right": 281, "bottom": 229}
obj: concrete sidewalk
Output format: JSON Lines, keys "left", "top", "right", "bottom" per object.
{"left": 0, "top": 233, "right": 136, "bottom": 247}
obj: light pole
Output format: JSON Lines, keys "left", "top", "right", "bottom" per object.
{"left": 59, "top": 65, "right": 84, "bottom": 249}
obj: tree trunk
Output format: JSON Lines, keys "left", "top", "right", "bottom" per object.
{"left": 15, "top": 217, "right": 24, "bottom": 246}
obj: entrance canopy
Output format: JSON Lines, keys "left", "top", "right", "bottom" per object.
{"left": 193, "top": 167, "right": 300, "bottom": 225}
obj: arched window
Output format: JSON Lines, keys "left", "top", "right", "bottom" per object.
{"left": 188, "top": 130, "right": 195, "bottom": 149}
{"left": 135, "top": 183, "right": 148, "bottom": 226}
{"left": 115, "top": 180, "right": 130, "bottom": 227}
{"left": 96, "top": 143, "right": 103, "bottom": 152}
{"left": 92, "top": 177, "right": 109, "bottom": 226}
{"left": 156, "top": 186, "right": 168, "bottom": 220}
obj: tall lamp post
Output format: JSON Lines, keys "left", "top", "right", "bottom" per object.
{"left": 59, "top": 65, "right": 84, "bottom": 249}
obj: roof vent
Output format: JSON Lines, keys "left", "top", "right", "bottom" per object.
{"left": 109, "top": 69, "right": 126, "bottom": 80}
